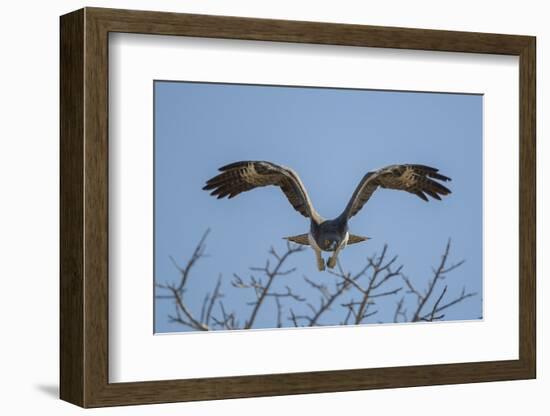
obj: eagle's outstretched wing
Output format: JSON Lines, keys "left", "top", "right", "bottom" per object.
{"left": 203, "top": 161, "right": 320, "bottom": 221}
{"left": 341, "top": 164, "right": 451, "bottom": 219}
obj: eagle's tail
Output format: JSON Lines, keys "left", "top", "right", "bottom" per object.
{"left": 284, "top": 233, "right": 370, "bottom": 246}
{"left": 284, "top": 233, "right": 310, "bottom": 246}
{"left": 347, "top": 234, "right": 370, "bottom": 245}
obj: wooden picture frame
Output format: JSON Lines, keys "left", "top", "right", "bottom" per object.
{"left": 60, "top": 7, "right": 536, "bottom": 408}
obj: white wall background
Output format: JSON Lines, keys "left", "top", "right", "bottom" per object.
{"left": 0, "top": 0, "right": 545, "bottom": 414}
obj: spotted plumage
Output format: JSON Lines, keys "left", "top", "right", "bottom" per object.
{"left": 203, "top": 161, "right": 451, "bottom": 271}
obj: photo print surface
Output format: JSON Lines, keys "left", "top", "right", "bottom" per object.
{"left": 154, "top": 81, "right": 483, "bottom": 333}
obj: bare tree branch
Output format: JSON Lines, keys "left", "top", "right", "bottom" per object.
{"left": 406, "top": 240, "right": 465, "bottom": 322}
{"left": 205, "top": 275, "right": 223, "bottom": 326}
{"left": 289, "top": 308, "right": 300, "bottom": 327}
{"left": 275, "top": 296, "right": 283, "bottom": 328}
{"left": 156, "top": 229, "right": 214, "bottom": 331}
{"left": 167, "top": 285, "right": 209, "bottom": 331}
{"left": 308, "top": 280, "right": 351, "bottom": 326}
{"left": 243, "top": 243, "right": 305, "bottom": 329}
{"left": 347, "top": 245, "right": 402, "bottom": 325}
{"left": 158, "top": 231, "right": 476, "bottom": 332}
{"left": 393, "top": 296, "right": 406, "bottom": 323}
{"left": 170, "top": 229, "right": 210, "bottom": 292}
{"left": 418, "top": 289, "right": 477, "bottom": 321}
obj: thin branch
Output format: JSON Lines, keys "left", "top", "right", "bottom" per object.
{"left": 411, "top": 239, "right": 458, "bottom": 322}
{"left": 369, "top": 287, "right": 403, "bottom": 298}
{"left": 169, "top": 286, "right": 209, "bottom": 331}
{"left": 199, "top": 293, "right": 210, "bottom": 323}
{"left": 394, "top": 297, "right": 406, "bottom": 323}
{"left": 275, "top": 296, "right": 283, "bottom": 328}
{"left": 353, "top": 245, "right": 401, "bottom": 324}
{"left": 244, "top": 243, "right": 304, "bottom": 329}
{"left": 159, "top": 231, "right": 475, "bottom": 333}
{"left": 418, "top": 290, "right": 477, "bottom": 321}
{"left": 265, "top": 286, "right": 306, "bottom": 302}
{"left": 171, "top": 229, "right": 210, "bottom": 292}
{"left": 289, "top": 308, "right": 300, "bottom": 327}
{"left": 426, "top": 286, "right": 447, "bottom": 321}
{"left": 307, "top": 276, "right": 352, "bottom": 326}
{"left": 205, "top": 275, "right": 223, "bottom": 326}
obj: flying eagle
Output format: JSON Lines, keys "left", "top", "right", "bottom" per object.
{"left": 203, "top": 161, "right": 451, "bottom": 271}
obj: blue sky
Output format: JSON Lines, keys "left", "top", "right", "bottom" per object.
{"left": 154, "top": 81, "right": 482, "bottom": 333}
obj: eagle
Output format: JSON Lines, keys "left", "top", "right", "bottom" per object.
{"left": 203, "top": 161, "right": 451, "bottom": 271}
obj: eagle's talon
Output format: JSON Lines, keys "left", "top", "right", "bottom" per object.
{"left": 327, "top": 257, "right": 337, "bottom": 269}
{"left": 317, "top": 258, "right": 326, "bottom": 272}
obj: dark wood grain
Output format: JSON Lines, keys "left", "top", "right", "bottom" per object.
{"left": 59, "top": 8, "right": 84, "bottom": 406}
{"left": 519, "top": 38, "right": 536, "bottom": 376}
{"left": 60, "top": 7, "right": 536, "bottom": 408}
{"left": 88, "top": 7, "right": 532, "bottom": 54}
{"left": 83, "top": 9, "right": 110, "bottom": 406}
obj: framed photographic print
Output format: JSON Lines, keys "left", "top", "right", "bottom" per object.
{"left": 60, "top": 7, "right": 536, "bottom": 408}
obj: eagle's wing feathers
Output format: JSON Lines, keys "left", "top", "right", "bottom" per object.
{"left": 203, "top": 161, "right": 320, "bottom": 220}
{"left": 342, "top": 164, "right": 451, "bottom": 219}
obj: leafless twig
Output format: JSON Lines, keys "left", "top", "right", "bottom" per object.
{"left": 157, "top": 232, "right": 476, "bottom": 331}
{"left": 236, "top": 243, "right": 305, "bottom": 329}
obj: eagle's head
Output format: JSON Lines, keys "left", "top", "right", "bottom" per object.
{"left": 314, "top": 219, "right": 347, "bottom": 252}
{"left": 320, "top": 234, "right": 342, "bottom": 252}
